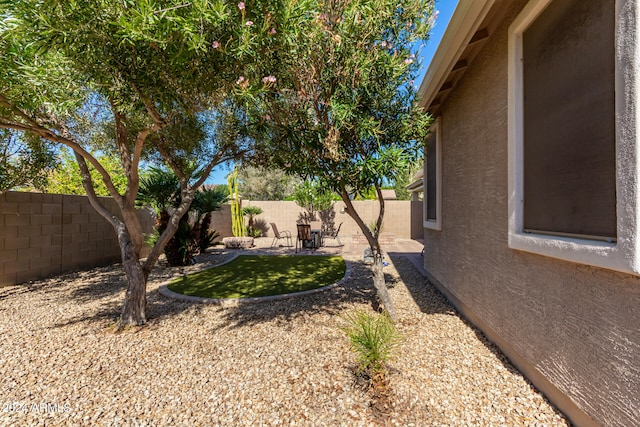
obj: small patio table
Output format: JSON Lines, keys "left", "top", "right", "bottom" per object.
{"left": 309, "top": 221, "right": 323, "bottom": 248}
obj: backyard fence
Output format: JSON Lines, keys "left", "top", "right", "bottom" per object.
{"left": 209, "top": 199, "right": 423, "bottom": 244}
{"left": 1, "top": 191, "right": 421, "bottom": 286}
{"left": 0, "top": 191, "right": 154, "bottom": 286}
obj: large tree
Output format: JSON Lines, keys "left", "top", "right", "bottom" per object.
{"left": 237, "top": 164, "right": 298, "bottom": 201}
{"left": 251, "top": 0, "right": 434, "bottom": 318}
{"left": 0, "top": 0, "right": 286, "bottom": 327}
{"left": 0, "top": 129, "right": 57, "bottom": 192}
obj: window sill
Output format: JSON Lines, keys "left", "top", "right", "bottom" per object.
{"left": 508, "top": 231, "right": 639, "bottom": 275}
{"left": 424, "top": 220, "right": 441, "bottom": 231}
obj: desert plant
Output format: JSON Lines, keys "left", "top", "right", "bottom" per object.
{"left": 228, "top": 166, "right": 244, "bottom": 237}
{"left": 192, "top": 186, "right": 227, "bottom": 252}
{"left": 242, "top": 206, "right": 263, "bottom": 237}
{"left": 138, "top": 169, "right": 226, "bottom": 265}
{"left": 198, "top": 229, "right": 221, "bottom": 253}
{"left": 341, "top": 310, "right": 402, "bottom": 388}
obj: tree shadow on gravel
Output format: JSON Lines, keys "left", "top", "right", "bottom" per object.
{"left": 0, "top": 281, "right": 50, "bottom": 301}
{"left": 388, "top": 254, "right": 456, "bottom": 316}
{"left": 218, "top": 260, "right": 381, "bottom": 330}
{"left": 43, "top": 262, "right": 211, "bottom": 331}
{"left": 390, "top": 255, "right": 514, "bottom": 357}
{"left": 388, "top": 253, "right": 570, "bottom": 419}
{"left": 64, "top": 265, "right": 129, "bottom": 303}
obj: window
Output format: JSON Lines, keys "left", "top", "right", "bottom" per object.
{"left": 522, "top": 0, "right": 616, "bottom": 241}
{"left": 508, "top": 0, "right": 640, "bottom": 274}
{"left": 424, "top": 118, "right": 442, "bottom": 231}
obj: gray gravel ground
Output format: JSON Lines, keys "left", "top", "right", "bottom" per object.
{"left": 0, "top": 249, "right": 570, "bottom": 426}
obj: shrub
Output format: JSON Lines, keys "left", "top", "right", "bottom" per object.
{"left": 341, "top": 310, "right": 402, "bottom": 387}
{"left": 241, "top": 205, "right": 263, "bottom": 237}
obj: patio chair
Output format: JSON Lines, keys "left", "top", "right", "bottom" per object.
{"left": 322, "top": 222, "right": 343, "bottom": 246}
{"left": 270, "top": 223, "right": 292, "bottom": 247}
{"left": 296, "top": 223, "right": 314, "bottom": 253}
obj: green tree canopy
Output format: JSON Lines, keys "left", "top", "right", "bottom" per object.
{"left": 237, "top": 164, "right": 298, "bottom": 200}
{"left": 0, "top": 129, "right": 57, "bottom": 192}
{"left": 292, "top": 179, "right": 336, "bottom": 222}
{"left": 248, "top": 0, "right": 435, "bottom": 318}
{"left": 0, "top": 0, "right": 290, "bottom": 327}
{"left": 37, "top": 149, "right": 130, "bottom": 196}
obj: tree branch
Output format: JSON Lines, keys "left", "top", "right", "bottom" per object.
{"left": 73, "top": 151, "right": 122, "bottom": 230}
{"left": 339, "top": 184, "right": 379, "bottom": 252}
{"left": 0, "top": 95, "right": 124, "bottom": 201}
{"left": 130, "top": 81, "right": 166, "bottom": 127}
{"left": 374, "top": 182, "right": 385, "bottom": 239}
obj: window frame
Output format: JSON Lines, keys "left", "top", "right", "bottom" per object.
{"left": 424, "top": 117, "right": 442, "bottom": 231}
{"left": 507, "top": 0, "right": 640, "bottom": 275}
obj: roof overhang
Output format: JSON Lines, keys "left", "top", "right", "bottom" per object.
{"left": 406, "top": 179, "right": 424, "bottom": 192}
{"left": 417, "top": 0, "right": 509, "bottom": 115}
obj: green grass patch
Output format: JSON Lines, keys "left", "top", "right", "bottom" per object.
{"left": 167, "top": 255, "right": 346, "bottom": 299}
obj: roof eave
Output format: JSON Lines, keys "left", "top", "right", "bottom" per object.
{"left": 406, "top": 179, "right": 424, "bottom": 191}
{"left": 417, "top": 0, "right": 496, "bottom": 111}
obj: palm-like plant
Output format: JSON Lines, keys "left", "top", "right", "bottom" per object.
{"left": 192, "top": 186, "right": 228, "bottom": 252}
{"left": 137, "top": 167, "right": 181, "bottom": 214}
{"left": 137, "top": 168, "right": 227, "bottom": 265}
{"left": 241, "top": 205, "right": 263, "bottom": 237}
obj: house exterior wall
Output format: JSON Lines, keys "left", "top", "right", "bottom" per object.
{"left": 423, "top": 1, "right": 640, "bottom": 426}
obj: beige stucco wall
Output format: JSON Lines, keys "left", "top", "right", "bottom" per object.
{"left": 424, "top": 1, "right": 639, "bottom": 426}
{"left": 235, "top": 199, "right": 421, "bottom": 241}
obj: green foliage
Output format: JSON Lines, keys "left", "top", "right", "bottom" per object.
{"left": 137, "top": 168, "right": 227, "bottom": 265}
{"left": 237, "top": 164, "right": 298, "bottom": 200}
{"left": 241, "top": 205, "right": 263, "bottom": 216}
{"left": 168, "top": 255, "right": 346, "bottom": 299}
{"left": 41, "top": 149, "right": 130, "bottom": 196}
{"left": 0, "top": 0, "right": 303, "bottom": 326}
{"left": 247, "top": 0, "right": 434, "bottom": 198}
{"left": 292, "top": 179, "right": 336, "bottom": 221}
{"left": 192, "top": 185, "right": 228, "bottom": 215}
{"left": 0, "top": 129, "right": 57, "bottom": 192}
{"left": 393, "top": 161, "right": 423, "bottom": 201}
{"left": 136, "top": 167, "right": 181, "bottom": 213}
{"left": 241, "top": 205, "right": 263, "bottom": 237}
{"left": 341, "top": 310, "right": 402, "bottom": 380}
{"left": 193, "top": 186, "right": 227, "bottom": 252}
{"left": 198, "top": 228, "right": 221, "bottom": 253}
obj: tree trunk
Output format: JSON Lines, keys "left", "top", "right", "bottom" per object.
{"left": 72, "top": 152, "right": 148, "bottom": 328}
{"left": 339, "top": 185, "right": 397, "bottom": 320}
{"left": 371, "top": 248, "right": 396, "bottom": 320}
{"left": 116, "top": 223, "right": 148, "bottom": 328}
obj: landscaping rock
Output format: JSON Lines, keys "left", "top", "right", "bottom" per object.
{"left": 222, "top": 236, "right": 254, "bottom": 249}
{"left": 0, "top": 250, "right": 569, "bottom": 426}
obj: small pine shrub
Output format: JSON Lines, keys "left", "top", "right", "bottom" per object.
{"left": 341, "top": 310, "right": 402, "bottom": 386}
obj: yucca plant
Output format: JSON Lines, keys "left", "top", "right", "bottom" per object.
{"left": 341, "top": 310, "right": 402, "bottom": 390}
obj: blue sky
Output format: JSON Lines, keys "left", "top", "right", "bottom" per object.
{"left": 206, "top": 0, "right": 459, "bottom": 185}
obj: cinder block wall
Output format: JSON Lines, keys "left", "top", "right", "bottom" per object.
{"left": 0, "top": 192, "right": 154, "bottom": 286}
{"left": 211, "top": 199, "right": 421, "bottom": 241}
{"left": 0, "top": 192, "right": 419, "bottom": 285}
